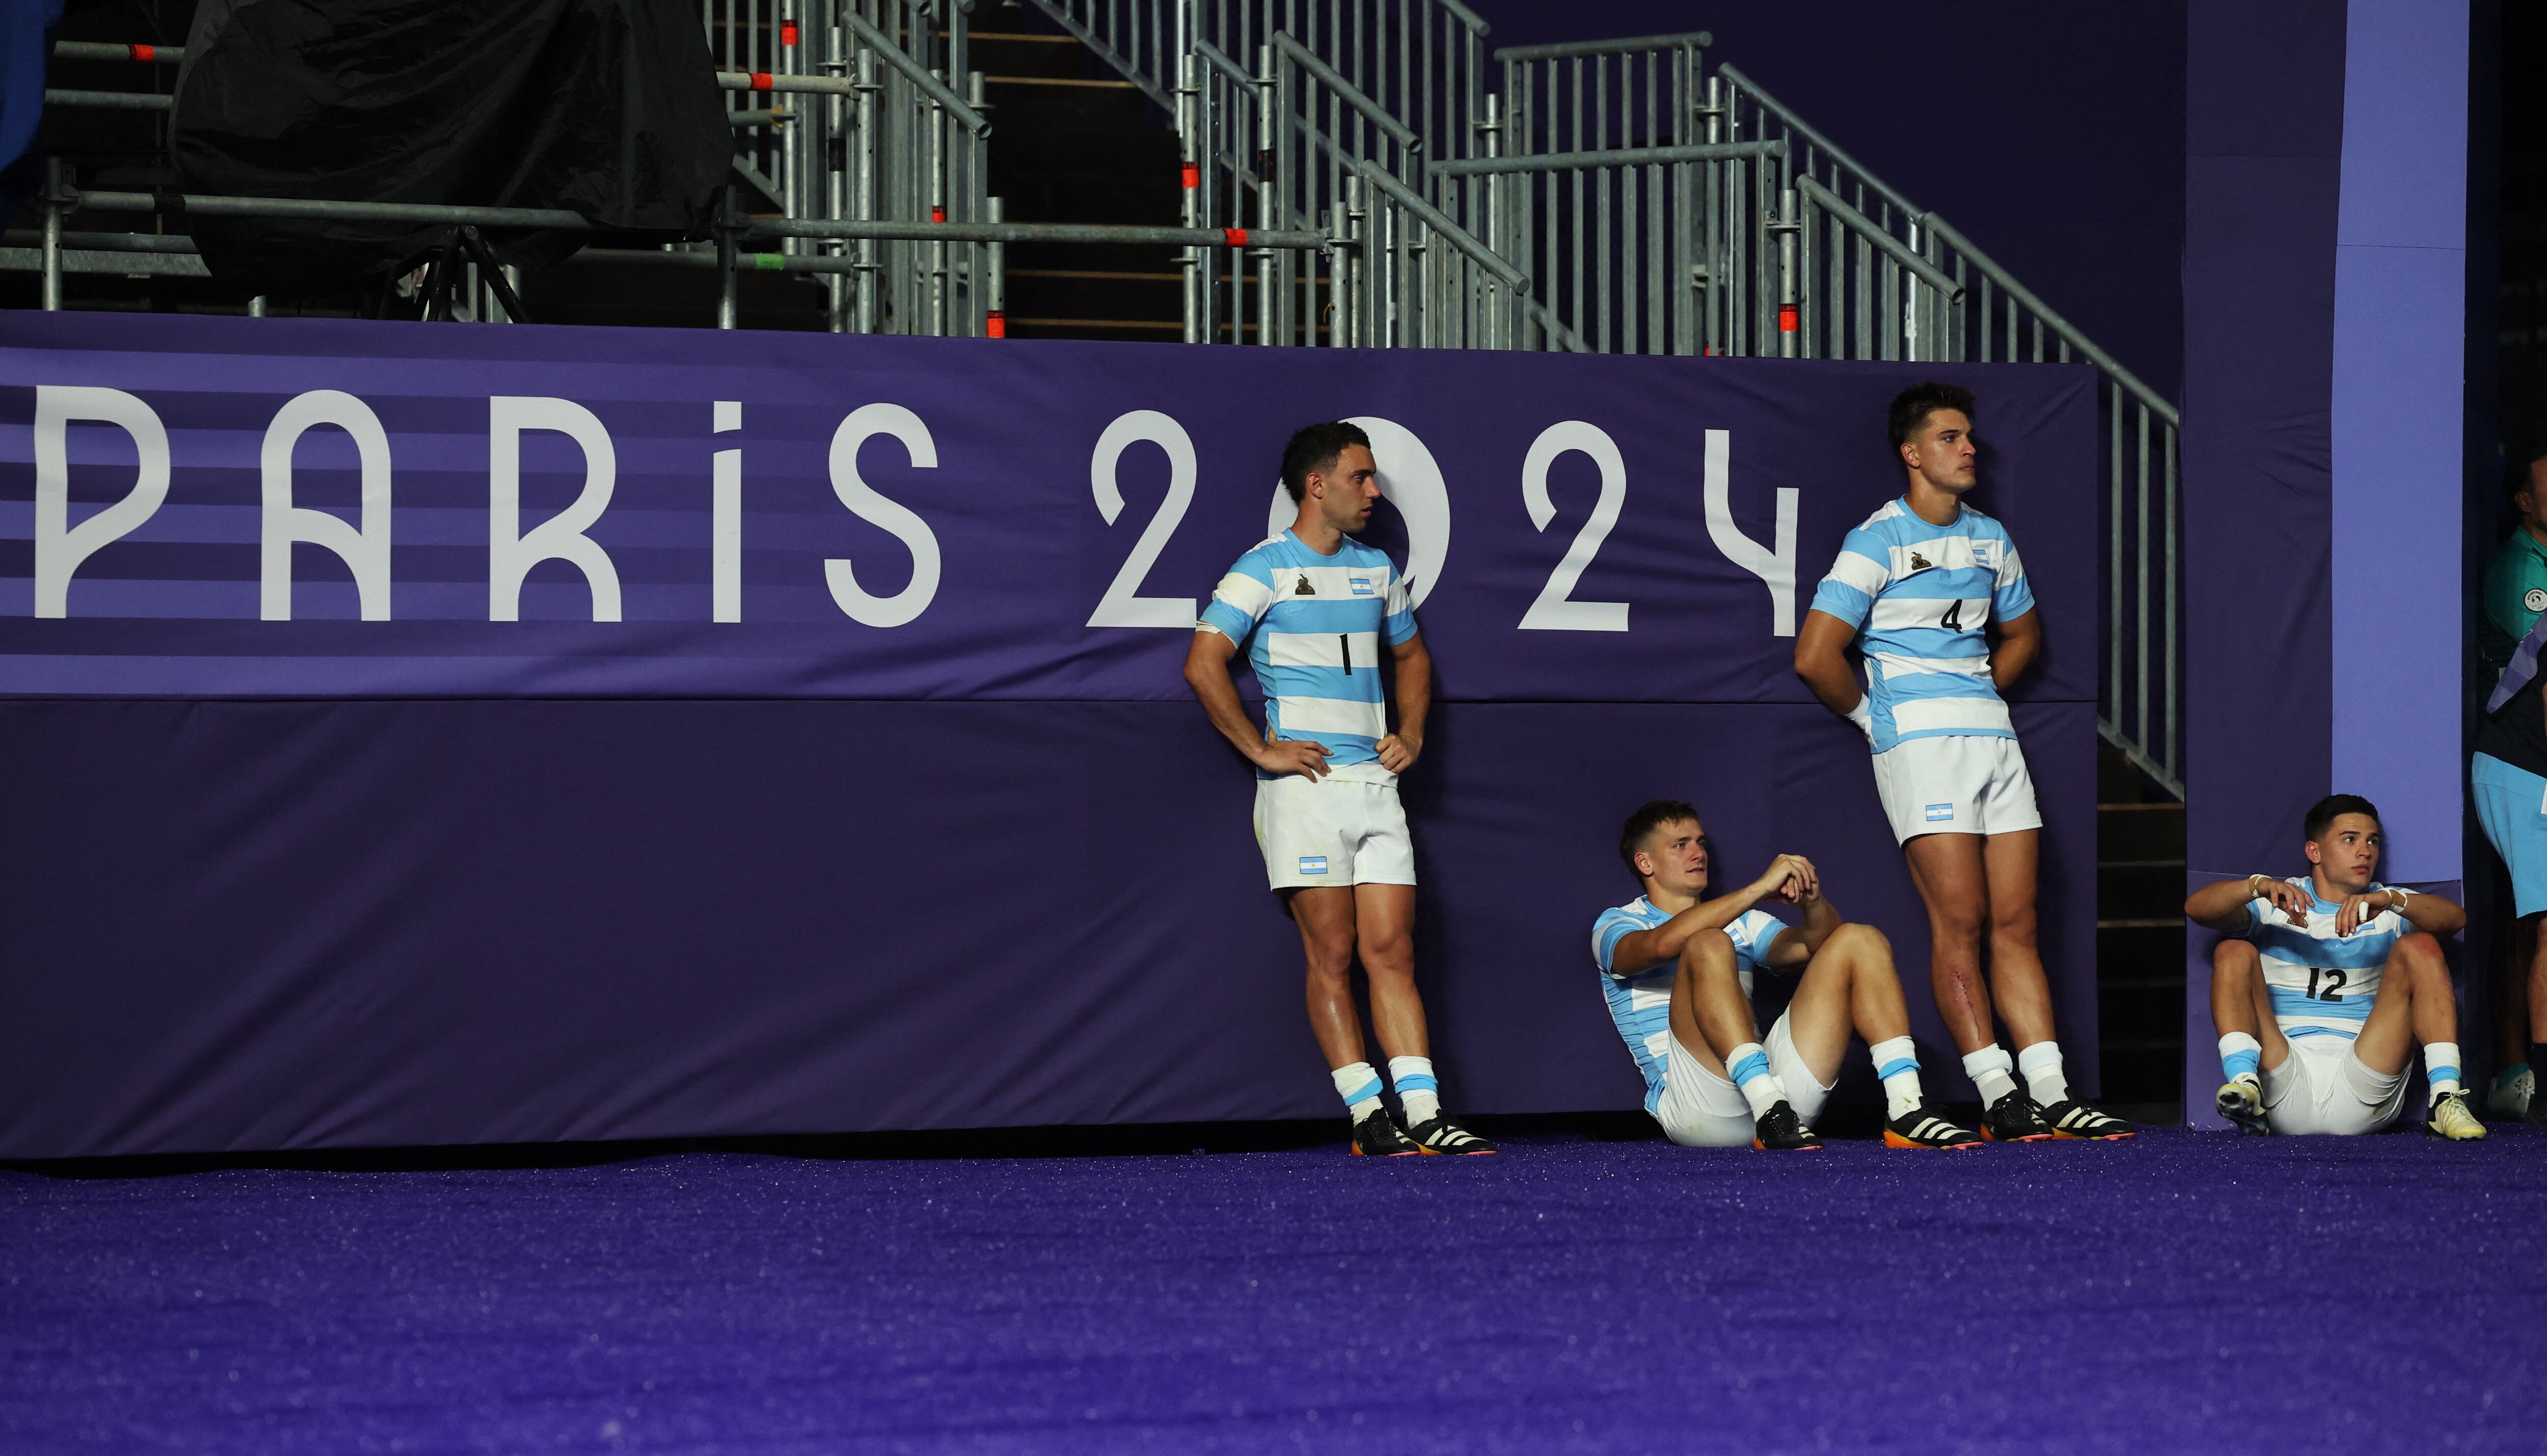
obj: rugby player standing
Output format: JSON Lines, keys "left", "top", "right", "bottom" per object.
{"left": 1793, "top": 383, "right": 2132, "bottom": 1142}
{"left": 1182, "top": 422, "right": 1494, "bottom": 1156}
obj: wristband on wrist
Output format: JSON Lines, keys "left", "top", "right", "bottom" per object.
{"left": 2388, "top": 887, "right": 2408, "bottom": 914}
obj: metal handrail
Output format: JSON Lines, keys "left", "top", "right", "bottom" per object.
{"left": 1438, "top": 139, "right": 1781, "bottom": 177}
{"left": 1271, "top": 33, "right": 1419, "bottom": 152}
{"left": 1350, "top": 158, "right": 1588, "bottom": 353}
{"left": 1495, "top": 31, "right": 1712, "bottom": 64}
{"left": 74, "top": 189, "right": 595, "bottom": 231}
{"left": 1921, "top": 214, "right": 2179, "bottom": 426}
{"left": 1797, "top": 176, "right": 1963, "bottom": 301}
{"left": 50, "top": 40, "right": 183, "bottom": 63}
{"left": 1714, "top": 63, "right": 1918, "bottom": 220}
{"left": 838, "top": 10, "right": 991, "bottom": 136}
{"left": 1015, "top": 0, "right": 1173, "bottom": 109}
{"left": 1433, "top": 0, "right": 1492, "bottom": 37}
{"left": 752, "top": 216, "right": 1325, "bottom": 248}
{"left": 43, "top": 89, "right": 170, "bottom": 111}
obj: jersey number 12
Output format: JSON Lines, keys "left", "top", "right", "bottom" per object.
{"left": 2305, "top": 967, "right": 2348, "bottom": 1001}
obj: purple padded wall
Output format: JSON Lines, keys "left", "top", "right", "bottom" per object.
{"left": 0, "top": 316, "right": 2100, "bottom": 1157}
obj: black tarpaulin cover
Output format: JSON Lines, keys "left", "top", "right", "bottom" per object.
{"left": 170, "top": 0, "right": 731, "bottom": 299}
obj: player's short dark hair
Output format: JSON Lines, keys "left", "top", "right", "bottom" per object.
{"left": 1619, "top": 799, "right": 1701, "bottom": 875}
{"left": 1887, "top": 381, "right": 1976, "bottom": 452}
{"left": 1280, "top": 421, "right": 1372, "bottom": 503}
{"left": 2303, "top": 793, "right": 2381, "bottom": 841}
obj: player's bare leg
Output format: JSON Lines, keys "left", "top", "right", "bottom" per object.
{"left": 1980, "top": 830, "right": 2059, "bottom": 1048}
{"left": 1781, "top": 924, "right": 1982, "bottom": 1148}
{"left": 1781, "top": 923, "right": 1911, "bottom": 1084}
{"left": 2347, "top": 933, "right": 2483, "bottom": 1140}
{"left": 1352, "top": 883, "right": 1428, "bottom": 1061}
{"left": 1902, "top": 833, "right": 1997, "bottom": 1054}
{"left": 1668, "top": 931, "right": 1819, "bottom": 1149}
{"left": 1293, "top": 886, "right": 1370, "bottom": 1070}
{"left": 2209, "top": 939, "right": 2289, "bottom": 1134}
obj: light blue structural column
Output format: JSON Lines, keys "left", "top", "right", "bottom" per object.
{"left": 2329, "top": 0, "right": 2467, "bottom": 882}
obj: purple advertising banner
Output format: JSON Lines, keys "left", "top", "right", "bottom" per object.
{"left": 0, "top": 314, "right": 2099, "bottom": 1157}
{"left": 0, "top": 314, "right": 2096, "bottom": 707}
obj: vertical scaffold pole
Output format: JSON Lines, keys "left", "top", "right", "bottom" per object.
{"left": 986, "top": 196, "right": 1007, "bottom": 338}
{"left": 715, "top": 184, "right": 740, "bottom": 329}
{"left": 40, "top": 157, "right": 63, "bottom": 312}
{"left": 1179, "top": 51, "right": 1203, "bottom": 343}
{"left": 854, "top": 45, "right": 879, "bottom": 333}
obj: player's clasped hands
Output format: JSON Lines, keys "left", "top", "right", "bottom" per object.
{"left": 2332, "top": 890, "right": 2394, "bottom": 938}
{"left": 1752, "top": 853, "right": 1821, "bottom": 904}
{"left": 2248, "top": 873, "right": 2314, "bottom": 929}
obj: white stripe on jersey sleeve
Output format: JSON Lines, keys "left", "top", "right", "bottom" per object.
{"left": 1891, "top": 696, "right": 2014, "bottom": 734}
{"left": 1822, "top": 551, "right": 1889, "bottom": 596}
{"left": 1211, "top": 570, "right": 1276, "bottom": 619}
{"left": 1996, "top": 544, "right": 2026, "bottom": 588}
{"left": 1868, "top": 596, "right": 1989, "bottom": 632}
{"left": 1276, "top": 695, "right": 1388, "bottom": 737}
{"left": 1872, "top": 652, "right": 1992, "bottom": 678}
{"left": 1265, "top": 630, "right": 1384, "bottom": 670}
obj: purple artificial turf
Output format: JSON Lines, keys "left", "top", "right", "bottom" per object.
{"left": 5, "top": 1124, "right": 2544, "bottom": 1453}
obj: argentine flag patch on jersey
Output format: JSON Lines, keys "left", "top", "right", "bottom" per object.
{"left": 1925, "top": 803, "right": 1955, "bottom": 822}
{"left": 1298, "top": 856, "right": 1329, "bottom": 874}
{"left": 1349, "top": 576, "right": 1375, "bottom": 596}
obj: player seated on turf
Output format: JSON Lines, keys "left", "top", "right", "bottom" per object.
{"left": 1590, "top": 800, "right": 1983, "bottom": 1151}
{"left": 2184, "top": 793, "right": 2484, "bottom": 1140}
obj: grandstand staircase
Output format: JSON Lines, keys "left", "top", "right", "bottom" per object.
{"left": 2098, "top": 746, "right": 2185, "bottom": 1111}
{"left": 973, "top": 0, "right": 1187, "bottom": 341}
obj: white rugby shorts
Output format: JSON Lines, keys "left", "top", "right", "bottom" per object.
{"left": 1652, "top": 1013, "right": 1832, "bottom": 1147}
{"left": 1253, "top": 774, "right": 1416, "bottom": 890}
{"left": 2261, "top": 1036, "right": 2408, "bottom": 1136}
{"left": 1870, "top": 734, "right": 2043, "bottom": 844}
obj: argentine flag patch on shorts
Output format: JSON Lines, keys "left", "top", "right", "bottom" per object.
{"left": 1298, "top": 855, "right": 1330, "bottom": 874}
{"left": 1925, "top": 803, "right": 1955, "bottom": 823}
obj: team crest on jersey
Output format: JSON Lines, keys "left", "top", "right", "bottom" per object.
{"left": 2527, "top": 588, "right": 2546, "bottom": 613}
{"left": 1908, "top": 551, "right": 1933, "bottom": 570}
{"left": 1349, "top": 576, "right": 1375, "bottom": 596}
{"left": 1294, "top": 574, "right": 1315, "bottom": 595}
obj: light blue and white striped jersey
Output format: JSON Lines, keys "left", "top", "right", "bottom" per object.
{"left": 1807, "top": 498, "right": 2036, "bottom": 754}
{"left": 1589, "top": 897, "right": 1789, "bottom": 1114}
{"left": 2230, "top": 877, "right": 2407, "bottom": 1042}
{"left": 1198, "top": 530, "right": 1419, "bottom": 783}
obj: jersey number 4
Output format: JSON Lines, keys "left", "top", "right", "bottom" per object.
{"left": 2305, "top": 967, "right": 2348, "bottom": 1001}
{"left": 1939, "top": 600, "right": 1964, "bottom": 631}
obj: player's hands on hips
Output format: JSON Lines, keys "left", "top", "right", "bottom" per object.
{"left": 1375, "top": 731, "right": 1422, "bottom": 773}
{"left": 1752, "top": 853, "right": 1819, "bottom": 904}
{"left": 1254, "top": 737, "right": 1333, "bottom": 779}
{"left": 2333, "top": 890, "right": 2389, "bottom": 938}
{"left": 2250, "top": 874, "right": 2313, "bottom": 928}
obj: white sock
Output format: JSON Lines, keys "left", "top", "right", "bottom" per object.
{"left": 1387, "top": 1055, "right": 1441, "bottom": 1126}
{"left": 1868, "top": 1035, "right": 1923, "bottom": 1119}
{"left": 1963, "top": 1044, "right": 2018, "bottom": 1105}
{"left": 2425, "top": 1042, "right": 2463, "bottom": 1098}
{"left": 1724, "top": 1041, "right": 1786, "bottom": 1118}
{"left": 2017, "top": 1040, "right": 2069, "bottom": 1105}
{"left": 1330, "top": 1061, "right": 1385, "bottom": 1119}
{"left": 2218, "top": 1032, "right": 2262, "bottom": 1085}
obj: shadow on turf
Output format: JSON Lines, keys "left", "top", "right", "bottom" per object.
{"left": 0, "top": 1102, "right": 2183, "bottom": 1180}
